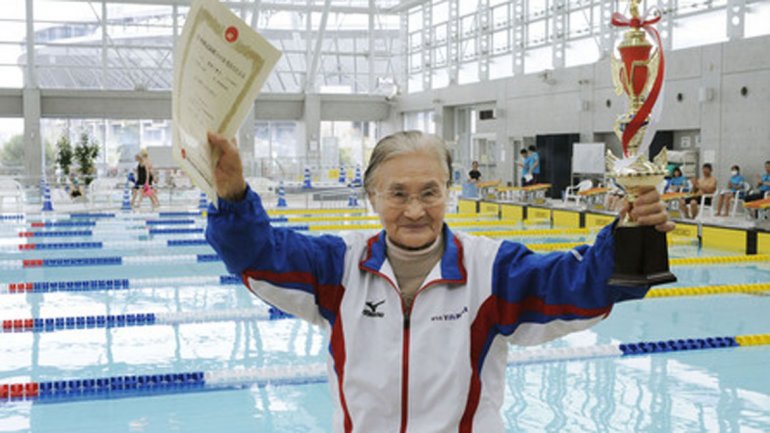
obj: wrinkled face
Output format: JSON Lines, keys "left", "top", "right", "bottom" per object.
{"left": 368, "top": 150, "right": 447, "bottom": 250}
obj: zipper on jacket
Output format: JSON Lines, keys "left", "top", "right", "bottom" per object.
{"left": 400, "top": 306, "right": 411, "bottom": 433}
{"left": 369, "top": 270, "right": 437, "bottom": 433}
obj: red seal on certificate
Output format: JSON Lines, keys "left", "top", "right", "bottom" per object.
{"left": 225, "top": 26, "right": 239, "bottom": 43}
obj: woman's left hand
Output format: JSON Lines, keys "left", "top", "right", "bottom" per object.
{"left": 621, "top": 186, "right": 675, "bottom": 233}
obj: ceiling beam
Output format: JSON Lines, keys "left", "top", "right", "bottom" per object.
{"left": 43, "top": 0, "right": 374, "bottom": 14}
{"left": 386, "top": 0, "right": 430, "bottom": 14}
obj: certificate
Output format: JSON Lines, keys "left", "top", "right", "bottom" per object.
{"left": 172, "top": 0, "right": 281, "bottom": 206}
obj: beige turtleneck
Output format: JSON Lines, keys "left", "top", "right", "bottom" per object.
{"left": 386, "top": 234, "right": 444, "bottom": 308}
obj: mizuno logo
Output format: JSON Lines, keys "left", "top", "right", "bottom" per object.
{"left": 363, "top": 299, "right": 385, "bottom": 318}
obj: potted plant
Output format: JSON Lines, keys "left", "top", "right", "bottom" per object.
{"left": 73, "top": 132, "right": 99, "bottom": 185}
{"left": 55, "top": 135, "right": 73, "bottom": 184}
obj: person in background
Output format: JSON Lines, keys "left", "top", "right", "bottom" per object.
{"left": 743, "top": 160, "right": 770, "bottom": 217}
{"left": 69, "top": 175, "right": 84, "bottom": 200}
{"left": 744, "top": 160, "right": 770, "bottom": 203}
{"left": 528, "top": 145, "right": 540, "bottom": 183}
{"left": 131, "top": 149, "right": 160, "bottom": 209}
{"left": 715, "top": 165, "right": 745, "bottom": 217}
{"left": 682, "top": 163, "right": 717, "bottom": 219}
{"left": 468, "top": 160, "right": 482, "bottom": 184}
{"left": 517, "top": 148, "right": 533, "bottom": 186}
{"left": 665, "top": 167, "right": 688, "bottom": 193}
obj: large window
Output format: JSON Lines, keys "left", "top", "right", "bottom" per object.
{"left": 0, "top": 119, "right": 26, "bottom": 176}
{"left": 403, "top": 111, "right": 436, "bottom": 134}
{"left": 251, "top": 121, "right": 304, "bottom": 179}
{"left": 0, "top": 2, "right": 26, "bottom": 88}
{"left": 0, "top": 0, "right": 401, "bottom": 95}
{"left": 404, "top": 0, "right": 770, "bottom": 92}
{"left": 320, "top": 120, "right": 379, "bottom": 167}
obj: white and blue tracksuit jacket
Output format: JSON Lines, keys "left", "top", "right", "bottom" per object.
{"left": 205, "top": 186, "right": 649, "bottom": 433}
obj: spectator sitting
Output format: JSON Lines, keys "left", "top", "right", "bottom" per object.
{"left": 666, "top": 167, "right": 688, "bottom": 193}
{"left": 69, "top": 176, "right": 84, "bottom": 200}
{"left": 743, "top": 160, "right": 770, "bottom": 217}
{"left": 682, "top": 163, "right": 717, "bottom": 219}
{"left": 744, "top": 160, "right": 770, "bottom": 203}
{"left": 715, "top": 165, "right": 745, "bottom": 217}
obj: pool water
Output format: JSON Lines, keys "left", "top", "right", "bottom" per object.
{"left": 1, "top": 212, "right": 769, "bottom": 433}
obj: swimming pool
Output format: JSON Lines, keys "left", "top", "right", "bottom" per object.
{"left": 1, "top": 210, "right": 769, "bottom": 432}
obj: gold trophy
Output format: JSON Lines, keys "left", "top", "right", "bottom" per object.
{"left": 606, "top": 0, "right": 676, "bottom": 286}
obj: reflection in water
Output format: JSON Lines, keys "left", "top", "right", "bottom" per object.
{"left": 506, "top": 363, "right": 526, "bottom": 431}
{"left": 717, "top": 386, "right": 740, "bottom": 433}
{"left": 543, "top": 362, "right": 566, "bottom": 433}
{"left": 648, "top": 356, "right": 671, "bottom": 432}
{"left": 589, "top": 352, "right": 615, "bottom": 433}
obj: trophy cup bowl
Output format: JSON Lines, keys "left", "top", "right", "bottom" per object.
{"left": 606, "top": 0, "right": 677, "bottom": 287}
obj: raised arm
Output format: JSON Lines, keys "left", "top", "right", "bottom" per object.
{"left": 204, "top": 132, "right": 347, "bottom": 325}
{"left": 493, "top": 188, "right": 672, "bottom": 346}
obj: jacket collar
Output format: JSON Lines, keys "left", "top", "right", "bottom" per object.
{"left": 359, "top": 224, "right": 467, "bottom": 285}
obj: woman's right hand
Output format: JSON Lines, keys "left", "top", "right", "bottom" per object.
{"left": 208, "top": 131, "right": 247, "bottom": 201}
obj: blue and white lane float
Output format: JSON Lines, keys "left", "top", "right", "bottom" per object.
{"left": 0, "top": 275, "right": 240, "bottom": 294}
{"left": 0, "top": 253, "right": 221, "bottom": 269}
{"left": 0, "top": 333, "right": 767, "bottom": 404}
{"left": 11, "top": 239, "right": 209, "bottom": 252}
{"left": 6, "top": 227, "right": 207, "bottom": 238}
{"left": 1, "top": 307, "right": 293, "bottom": 333}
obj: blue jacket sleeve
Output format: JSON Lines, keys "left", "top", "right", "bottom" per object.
{"left": 205, "top": 185, "right": 347, "bottom": 323}
{"left": 491, "top": 222, "right": 649, "bottom": 345}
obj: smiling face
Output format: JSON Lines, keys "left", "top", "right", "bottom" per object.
{"left": 368, "top": 149, "right": 448, "bottom": 250}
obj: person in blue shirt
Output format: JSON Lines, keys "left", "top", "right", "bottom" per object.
{"left": 527, "top": 145, "right": 540, "bottom": 183}
{"left": 715, "top": 165, "right": 746, "bottom": 217}
{"left": 665, "top": 167, "right": 688, "bottom": 193}
{"left": 517, "top": 148, "right": 534, "bottom": 186}
{"left": 744, "top": 160, "right": 770, "bottom": 204}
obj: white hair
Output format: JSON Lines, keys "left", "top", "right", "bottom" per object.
{"left": 363, "top": 130, "right": 452, "bottom": 194}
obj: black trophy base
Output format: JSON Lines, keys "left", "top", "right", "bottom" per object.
{"left": 608, "top": 225, "right": 677, "bottom": 287}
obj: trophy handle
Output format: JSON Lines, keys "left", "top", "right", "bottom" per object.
{"left": 610, "top": 56, "right": 625, "bottom": 97}
{"left": 652, "top": 147, "right": 668, "bottom": 169}
{"left": 606, "top": 150, "right": 619, "bottom": 173}
{"left": 642, "top": 50, "right": 661, "bottom": 97}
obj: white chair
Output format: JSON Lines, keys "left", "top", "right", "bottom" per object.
{"left": 727, "top": 181, "right": 752, "bottom": 217}
{"left": 563, "top": 179, "right": 593, "bottom": 207}
{"left": 0, "top": 178, "right": 24, "bottom": 211}
{"left": 696, "top": 193, "right": 715, "bottom": 220}
{"left": 88, "top": 178, "right": 120, "bottom": 208}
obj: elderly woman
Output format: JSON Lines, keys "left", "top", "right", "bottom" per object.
{"left": 206, "top": 130, "right": 673, "bottom": 433}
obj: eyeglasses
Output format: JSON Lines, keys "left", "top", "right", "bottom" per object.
{"left": 376, "top": 187, "right": 446, "bottom": 208}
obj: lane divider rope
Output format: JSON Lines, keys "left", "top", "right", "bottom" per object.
{"left": 0, "top": 251, "right": 763, "bottom": 270}
{"left": 0, "top": 307, "right": 292, "bottom": 333}
{"left": 13, "top": 239, "right": 209, "bottom": 251}
{"left": 1, "top": 333, "right": 767, "bottom": 404}
{"left": 645, "top": 282, "right": 770, "bottom": 298}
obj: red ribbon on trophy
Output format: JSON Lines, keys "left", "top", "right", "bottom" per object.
{"left": 611, "top": 9, "right": 665, "bottom": 157}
